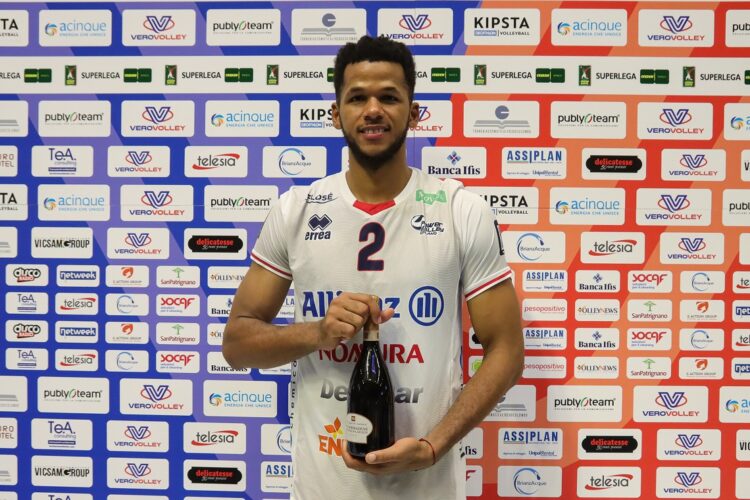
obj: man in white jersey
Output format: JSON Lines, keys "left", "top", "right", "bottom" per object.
{"left": 223, "top": 36, "right": 523, "bottom": 499}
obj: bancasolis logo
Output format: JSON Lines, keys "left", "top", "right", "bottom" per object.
{"left": 318, "top": 417, "right": 344, "bottom": 456}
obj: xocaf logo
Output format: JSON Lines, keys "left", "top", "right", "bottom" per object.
{"left": 188, "top": 234, "right": 244, "bottom": 253}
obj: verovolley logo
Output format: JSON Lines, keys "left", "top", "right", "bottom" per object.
{"left": 681, "top": 154, "right": 707, "bottom": 169}
{"left": 143, "top": 106, "right": 173, "bottom": 124}
{"left": 400, "top": 14, "right": 431, "bottom": 32}
{"left": 680, "top": 238, "right": 706, "bottom": 253}
{"left": 126, "top": 151, "right": 151, "bottom": 166}
{"left": 638, "top": 103, "right": 712, "bottom": 139}
{"left": 144, "top": 16, "right": 175, "bottom": 33}
{"left": 378, "top": 10, "right": 451, "bottom": 45}
{"left": 661, "top": 16, "right": 692, "bottom": 34}
{"left": 122, "top": 10, "right": 195, "bottom": 45}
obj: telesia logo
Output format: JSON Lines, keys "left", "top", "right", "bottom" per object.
{"left": 191, "top": 429, "right": 239, "bottom": 447}
{"left": 192, "top": 152, "right": 239, "bottom": 170}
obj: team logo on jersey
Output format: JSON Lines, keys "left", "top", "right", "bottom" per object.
{"left": 305, "top": 214, "right": 332, "bottom": 241}
{"left": 411, "top": 215, "right": 444, "bottom": 235}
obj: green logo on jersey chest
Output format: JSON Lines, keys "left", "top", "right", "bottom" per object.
{"left": 416, "top": 189, "right": 447, "bottom": 205}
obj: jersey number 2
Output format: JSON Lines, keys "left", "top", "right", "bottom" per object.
{"left": 358, "top": 223, "right": 385, "bottom": 271}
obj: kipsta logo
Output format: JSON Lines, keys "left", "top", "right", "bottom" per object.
{"left": 557, "top": 22, "right": 571, "bottom": 35}
{"left": 680, "top": 154, "right": 707, "bottom": 170}
{"left": 126, "top": 232, "right": 152, "bottom": 248}
{"left": 141, "top": 190, "right": 173, "bottom": 208}
{"left": 418, "top": 106, "right": 431, "bottom": 122}
{"left": 678, "top": 237, "right": 706, "bottom": 253}
{"left": 660, "top": 16, "right": 693, "bottom": 34}
{"left": 656, "top": 391, "right": 687, "bottom": 410}
{"left": 126, "top": 151, "right": 152, "bottom": 166}
{"left": 44, "top": 23, "right": 58, "bottom": 36}
{"left": 308, "top": 214, "right": 332, "bottom": 231}
{"left": 141, "top": 384, "right": 172, "bottom": 402}
{"left": 125, "top": 463, "right": 151, "bottom": 478}
{"left": 675, "top": 471, "right": 701, "bottom": 487}
{"left": 676, "top": 433, "right": 702, "bottom": 449}
{"left": 660, "top": 108, "right": 692, "bottom": 126}
{"left": 400, "top": 14, "right": 431, "bottom": 32}
{"left": 144, "top": 16, "right": 175, "bottom": 33}
{"left": 125, "top": 425, "right": 152, "bottom": 441}
{"left": 658, "top": 194, "right": 690, "bottom": 213}
{"left": 143, "top": 106, "right": 173, "bottom": 124}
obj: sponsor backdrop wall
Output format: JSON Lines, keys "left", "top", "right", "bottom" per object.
{"left": 0, "top": 0, "right": 749, "bottom": 498}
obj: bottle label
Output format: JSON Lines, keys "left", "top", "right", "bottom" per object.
{"left": 344, "top": 413, "right": 373, "bottom": 444}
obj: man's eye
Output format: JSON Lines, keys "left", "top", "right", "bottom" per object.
{"left": 349, "top": 95, "right": 364, "bottom": 102}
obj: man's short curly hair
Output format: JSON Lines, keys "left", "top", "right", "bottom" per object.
{"left": 333, "top": 35, "right": 416, "bottom": 103}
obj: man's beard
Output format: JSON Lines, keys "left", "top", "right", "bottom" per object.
{"left": 342, "top": 121, "right": 410, "bottom": 171}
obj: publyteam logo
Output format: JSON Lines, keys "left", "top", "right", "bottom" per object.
{"left": 206, "top": 9, "right": 280, "bottom": 46}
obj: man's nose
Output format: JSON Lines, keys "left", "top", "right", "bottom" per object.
{"left": 363, "top": 97, "right": 384, "bottom": 119}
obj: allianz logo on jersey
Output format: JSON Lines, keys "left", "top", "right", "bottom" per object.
{"left": 31, "top": 145, "right": 93, "bottom": 177}
{"left": 121, "top": 100, "right": 194, "bottom": 137}
{"left": 378, "top": 9, "right": 453, "bottom": 45}
{"left": 464, "top": 8, "right": 540, "bottom": 45}
{"left": 303, "top": 289, "right": 439, "bottom": 324}
{"left": 39, "top": 9, "right": 111, "bottom": 47}
{"left": 661, "top": 149, "right": 725, "bottom": 180}
{"left": 122, "top": 9, "right": 195, "bottom": 46}
{"left": 499, "top": 428, "right": 562, "bottom": 459}
{"left": 291, "top": 9, "right": 366, "bottom": 45}
{"left": 551, "top": 9, "right": 627, "bottom": 46}
{"left": 660, "top": 233, "right": 723, "bottom": 264}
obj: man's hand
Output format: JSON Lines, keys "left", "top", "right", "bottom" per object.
{"left": 316, "top": 293, "right": 395, "bottom": 350}
{"left": 341, "top": 437, "right": 435, "bottom": 475}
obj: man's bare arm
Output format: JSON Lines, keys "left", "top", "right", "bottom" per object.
{"left": 223, "top": 262, "right": 394, "bottom": 370}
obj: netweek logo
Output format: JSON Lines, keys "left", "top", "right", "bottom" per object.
{"left": 122, "top": 9, "right": 195, "bottom": 46}
{"left": 498, "top": 465, "right": 562, "bottom": 497}
{"left": 107, "top": 227, "right": 170, "bottom": 260}
{"left": 634, "top": 386, "right": 708, "bottom": 422}
{"left": 185, "top": 146, "right": 248, "bottom": 177}
{"left": 581, "top": 232, "right": 644, "bottom": 264}
{"left": 206, "top": 8, "right": 280, "bottom": 46}
{"left": 578, "top": 428, "right": 642, "bottom": 460}
{"left": 39, "top": 9, "right": 111, "bottom": 47}
{"left": 184, "top": 422, "right": 246, "bottom": 454}
{"left": 627, "top": 299, "right": 672, "bottom": 322}
{"left": 156, "top": 350, "right": 199, "bottom": 373}
{"left": 378, "top": 9, "right": 453, "bottom": 45}
{"left": 465, "top": 101, "right": 540, "bottom": 138}
{"left": 155, "top": 322, "right": 199, "bottom": 345}
{"left": 108, "top": 145, "right": 170, "bottom": 177}
{"left": 55, "top": 349, "right": 98, "bottom": 372}
{"left": 104, "top": 321, "right": 149, "bottom": 345}
{"left": 120, "top": 378, "right": 193, "bottom": 416}
{"left": 681, "top": 328, "right": 724, "bottom": 351}
{"left": 576, "top": 467, "right": 641, "bottom": 498}
{"left": 636, "top": 188, "right": 711, "bottom": 226}
{"left": 105, "top": 293, "right": 149, "bottom": 316}
{"left": 121, "top": 100, "right": 194, "bottom": 137}
{"left": 628, "top": 270, "right": 672, "bottom": 293}
{"left": 120, "top": 185, "right": 193, "bottom": 221}
{"left": 30, "top": 418, "right": 93, "bottom": 451}
{"left": 637, "top": 102, "right": 713, "bottom": 140}
{"left": 107, "top": 420, "right": 169, "bottom": 452}
{"left": 5, "top": 263, "right": 48, "bottom": 287}
{"left": 55, "top": 321, "right": 97, "bottom": 344}
{"left": 657, "top": 429, "right": 721, "bottom": 461}
{"left": 57, "top": 265, "right": 99, "bottom": 287}
{"left": 499, "top": 427, "right": 562, "bottom": 460}
{"left": 31, "top": 454, "right": 93, "bottom": 487}
{"left": 639, "top": 10, "right": 714, "bottom": 46}
{"left": 5, "top": 319, "right": 48, "bottom": 343}
{"left": 54, "top": 293, "right": 97, "bottom": 316}
{"left": 157, "top": 294, "right": 200, "bottom": 317}
{"left": 660, "top": 233, "right": 723, "bottom": 265}
{"left": 485, "top": 385, "right": 536, "bottom": 422}
{"left": 575, "top": 328, "right": 619, "bottom": 351}
{"left": 547, "top": 385, "right": 622, "bottom": 422}
{"left": 291, "top": 9, "right": 366, "bottom": 45}
{"left": 661, "top": 149, "right": 725, "bottom": 181}
{"left": 656, "top": 467, "right": 720, "bottom": 498}
{"left": 463, "top": 8, "right": 541, "bottom": 46}
{"left": 107, "top": 457, "right": 169, "bottom": 489}
{"left": 31, "top": 145, "right": 94, "bottom": 177}
{"left": 503, "top": 231, "right": 566, "bottom": 263}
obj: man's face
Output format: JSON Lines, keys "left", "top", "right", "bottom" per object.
{"left": 332, "top": 60, "right": 419, "bottom": 170}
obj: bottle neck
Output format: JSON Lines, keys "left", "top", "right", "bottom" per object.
{"left": 363, "top": 317, "right": 379, "bottom": 342}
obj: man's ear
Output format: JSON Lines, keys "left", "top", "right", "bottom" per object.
{"left": 408, "top": 101, "right": 420, "bottom": 129}
{"left": 331, "top": 101, "right": 342, "bottom": 130}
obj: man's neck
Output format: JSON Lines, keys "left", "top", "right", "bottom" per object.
{"left": 345, "top": 154, "right": 412, "bottom": 203}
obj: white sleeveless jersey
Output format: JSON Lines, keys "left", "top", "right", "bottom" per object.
{"left": 252, "top": 168, "right": 510, "bottom": 500}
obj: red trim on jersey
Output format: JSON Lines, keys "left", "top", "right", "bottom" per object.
{"left": 251, "top": 251, "right": 292, "bottom": 280}
{"left": 353, "top": 200, "right": 396, "bottom": 215}
{"left": 465, "top": 269, "right": 512, "bottom": 299}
